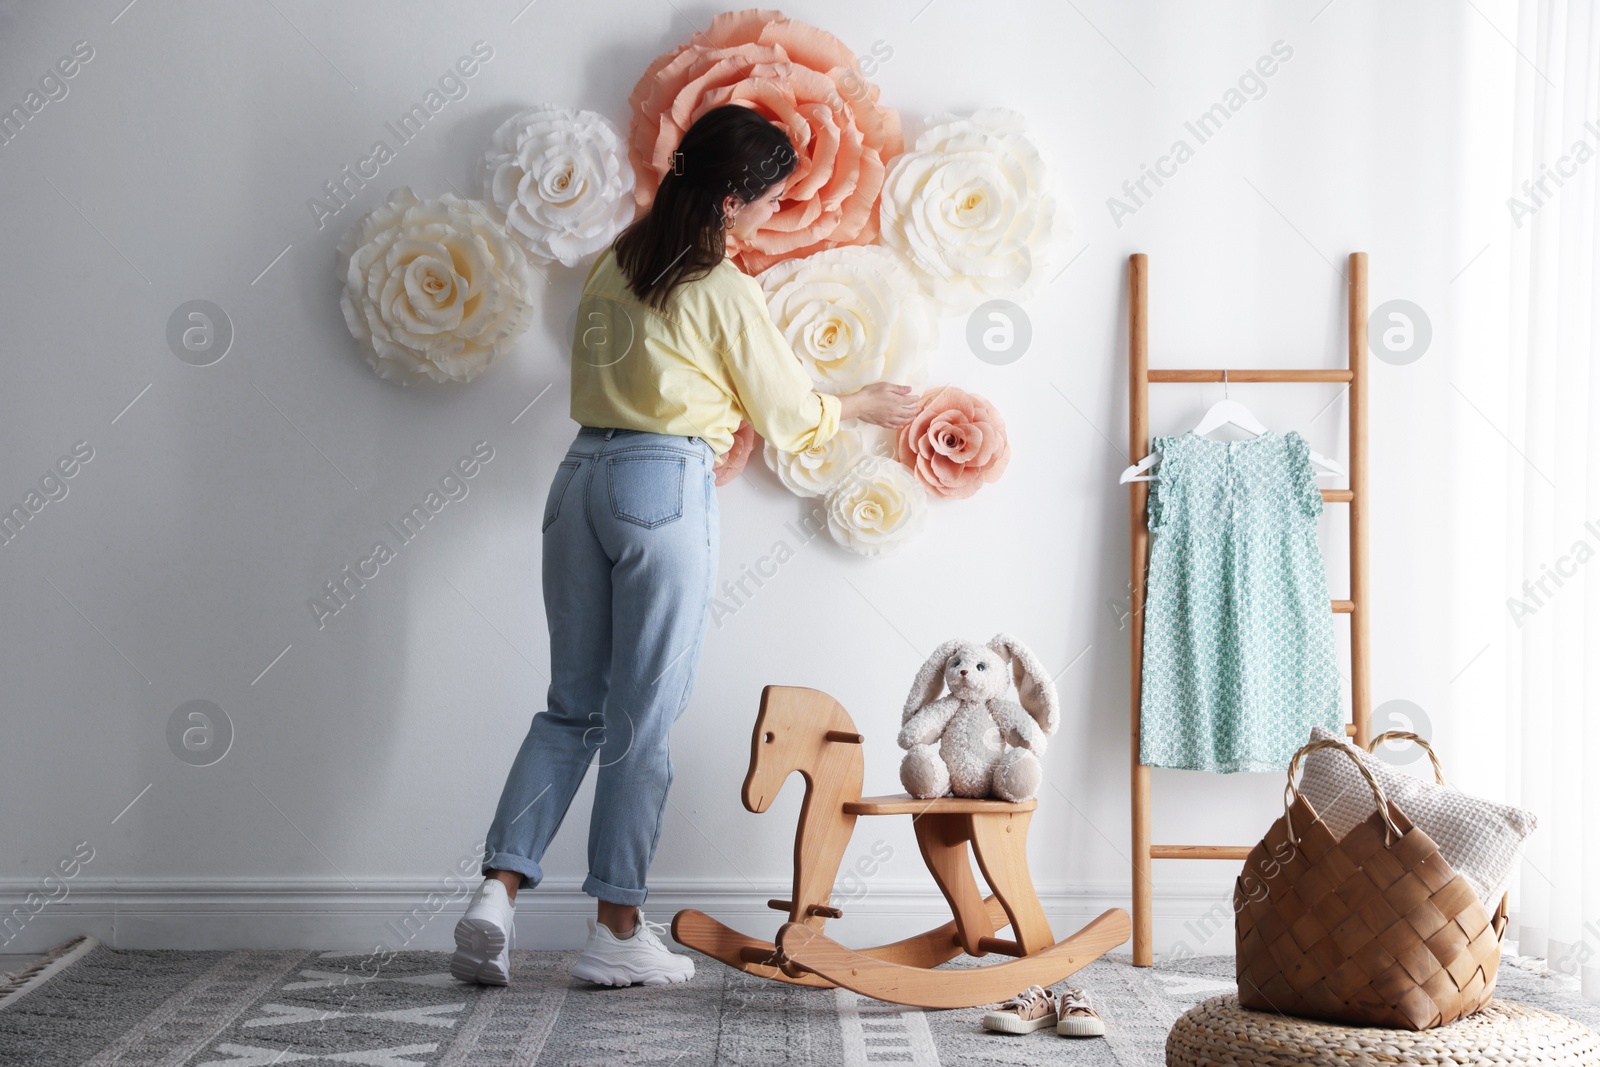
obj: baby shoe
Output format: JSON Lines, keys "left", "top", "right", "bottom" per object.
{"left": 570, "top": 914, "right": 694, "bottom": 986}
{"left": 1054, "top": 986, "right": 1105, "bottom": 1037}
{"left": 450, "top": 878, "right": 514, "bottom": 986}
{"left": 981, "top": 984, "right": 1059, "bottom": 1034}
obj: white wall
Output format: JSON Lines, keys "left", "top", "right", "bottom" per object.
{"left": 0, "top": 0, "right": 1518, "bottom": 958}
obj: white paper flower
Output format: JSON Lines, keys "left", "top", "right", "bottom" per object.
{"left": 764, "top": 422, "right": 872, "bottom": 497}
{"left": 754, "top": 246, "right": 936, "bottom": 395}
{"left": 824, "top": 454, "right": 928, "bottom": 557}
{"left": 878, "top": 107, "right": 1058, "bottom": 314}
{"left": 482, "top": 104, "right": 636, "bottom": 268}
{"left": 335, "top": 186, "right": 536, "bottom": 386}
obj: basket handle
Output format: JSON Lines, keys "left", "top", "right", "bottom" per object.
{"left": 1364, "top": 729, "right": 1449, "bottom": 787}
{"left": 1284, "top": 737, "right": 1403, "bottom": 847}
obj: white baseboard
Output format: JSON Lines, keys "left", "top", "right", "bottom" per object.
{"left": 0, "top": 876, "right": 1241, "bottom": 958}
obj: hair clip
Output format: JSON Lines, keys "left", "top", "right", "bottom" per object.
{"left": 673, "top": 150, "right": 685, "bottom": 176}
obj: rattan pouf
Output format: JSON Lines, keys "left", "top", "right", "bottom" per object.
{"left": 1167, "top": 994, "right": 1600, "bottom": 1066}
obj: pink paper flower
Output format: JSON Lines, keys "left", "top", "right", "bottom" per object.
{"left": 895, "top": 386, "right": 1010, "bottom": 499}
{"left": 626, "top": 8, "right": 903, "bottom": 276}
{"left": 713, "top": 420, "right": 757, "bottom": 485}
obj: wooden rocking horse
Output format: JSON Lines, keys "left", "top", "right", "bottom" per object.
{"left": 672, "top": 685, "right": 1131, "bottom": 1009}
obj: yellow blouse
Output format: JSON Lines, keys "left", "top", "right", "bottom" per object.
{"left": 568, "top": 245, "right": 842, "bottom": 457}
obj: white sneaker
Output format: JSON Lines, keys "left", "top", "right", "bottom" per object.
{"left": 570, "top": 915, "right": 694, "bottom": 987}
{"left": 451, "top": 878, "right": 515, "bottom": 986}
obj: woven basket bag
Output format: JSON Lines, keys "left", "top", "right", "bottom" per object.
{"left": 1233, "top": 733, "right": 1511, "bottom": 1031}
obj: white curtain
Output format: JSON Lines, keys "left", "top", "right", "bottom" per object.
{"left": 1504, "top": 0, "right": 1600, "bottom": 1001}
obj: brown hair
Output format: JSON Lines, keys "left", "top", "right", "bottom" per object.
{"left": 613, "top": 103, "right": 799, "bottom": 311}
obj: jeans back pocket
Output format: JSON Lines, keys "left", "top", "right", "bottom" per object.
{"left": 606, "top": 452, "right": 686, "bottom": 528}
{"left": 542, "top": 459, "right": 582, "bottom": 533}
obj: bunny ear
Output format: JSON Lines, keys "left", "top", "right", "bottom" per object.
{"left": 903, "top": 638, "right": 966, "bottom": 723}
{"left": 987, "top": 632, "right": 1060, "bottom": 735}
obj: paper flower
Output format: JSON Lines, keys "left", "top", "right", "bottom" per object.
{"left": 626, "top": 8, "right": 903, "bottom": 275}
{"left": 335, "top": 187, "right": 536, "bottom": 385}
{"left": 481, "top": 104, "right": 636, "bottom": 268}
{"left": 754, "top": 246, "right": 936, "bottom": 395}
{"left": 712, "top": 420, "right": 757, "bottom": 486}
{"left": 896, "top": 385, "right": 1011, "bottom": 499}
{"left": 879, "top": 108, "right": 1056, "bottom": 314}
{"left": 763, "top": 422, "right": 871, "bottom": 497}
{"left": 824, "top": 454, "right": 928, "bottom": 557}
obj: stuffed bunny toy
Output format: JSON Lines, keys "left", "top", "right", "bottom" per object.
{"left": 896, "top": 633, "right": 1060, "bottom": 802}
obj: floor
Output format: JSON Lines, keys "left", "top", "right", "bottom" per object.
{"left": 3, "top": 942, "right": 1596, "bottom": 1067}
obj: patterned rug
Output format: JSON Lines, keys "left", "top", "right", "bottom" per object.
{"left": 1, "top": 937, "right": 1596, "bottom": 1066}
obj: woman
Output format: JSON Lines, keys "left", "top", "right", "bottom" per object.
{"left": 451, "top": 104, "right": 920, "bottom": 987}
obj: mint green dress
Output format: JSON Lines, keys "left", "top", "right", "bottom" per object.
{"left": 1139, "top": 430, "right": 1341, "bottom": 773}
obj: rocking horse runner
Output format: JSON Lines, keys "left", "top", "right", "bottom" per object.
{"left": 672, "top": 681, "right": 1131, "bottom": 1009}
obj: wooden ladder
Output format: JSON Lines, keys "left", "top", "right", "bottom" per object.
{"left": 1126, "top": 251, "right": 1373, "bottom": 966}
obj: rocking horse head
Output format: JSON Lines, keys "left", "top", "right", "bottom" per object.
{"left": 742, "top": 685, "right": 865, "bottom": 813}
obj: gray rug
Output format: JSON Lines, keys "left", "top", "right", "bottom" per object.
{"left": 2, "top": 938, "right": 1597, "bottom": 1066}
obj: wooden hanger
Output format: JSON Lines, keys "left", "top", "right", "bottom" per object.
{"left": 1118, "top": 370, "right": 1345, "bottom": 483}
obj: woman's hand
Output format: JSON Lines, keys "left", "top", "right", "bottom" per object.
{"left": 838, "top": 382, "right": 921, "bottom": 428}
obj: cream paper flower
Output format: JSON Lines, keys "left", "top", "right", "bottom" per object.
{"left": 878, "top": 107, "right": 1058, "bottom": 315}
{"left": 824, "top": 454, "right": 928, "bottom": 557}
{"left": 763, "top": 422, "right": 871, "bottom": 497}
{"left": 482, "top": 105, "right": 636, "bottom": 268}
{"left": 754, "top": 246, "right": 936, "bottom": 395}
{"left": 335, "top": 187, "right": 536, "bottom": 385}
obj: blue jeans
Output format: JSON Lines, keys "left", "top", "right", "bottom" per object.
{"left": 481, "top": 426, "right": 720, "bottom": 906}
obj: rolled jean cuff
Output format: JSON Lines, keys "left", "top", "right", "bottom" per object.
{"left": 583, "top": 872, "right": 647, "bottom": 906}
{"left": 482, "top": 851, "right": 543, "bottom": 890}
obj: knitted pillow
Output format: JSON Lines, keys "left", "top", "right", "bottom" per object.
{"left": 1296, "top": 726, "right": 1537, "bottom": 910}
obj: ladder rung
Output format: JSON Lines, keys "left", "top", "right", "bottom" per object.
{"left": 1321, "top": 489, "right": 1353, "bottom": 502}
{"left": 1150, "top": 845, "right": 1251, "bottom": 860}
{"left": 1148, "top": 369, "right": 1354, "bottom": 383}
{"left": 1346, "top": 723, "right": 1358, "bottom": 737}
{"left": 1332, "top": 600, "right": 1353, "bottom": 613}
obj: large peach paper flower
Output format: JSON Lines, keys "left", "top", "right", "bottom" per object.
{"left": 895, "top": 385, "right": 1011, "bottom": 499}
{"left": 626, "top": 8, "right": 903, "bottom": 275}
{"left": 879, "top": 108, "right": 1057, "bottom": 314}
